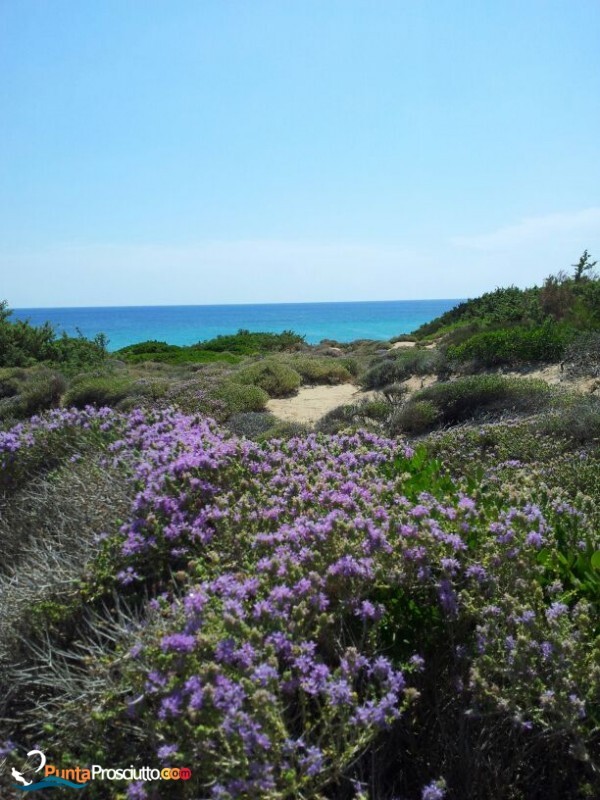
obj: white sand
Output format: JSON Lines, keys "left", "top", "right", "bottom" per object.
{"left": 267, "top": 384, "right": 370, "bottom": 424}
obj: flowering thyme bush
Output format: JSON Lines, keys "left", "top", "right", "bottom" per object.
{"left": 0, "top": 405, "right": 120, "bottom": 491}
{"left": 1, "top": 407, "right": 599, "bottom": 799}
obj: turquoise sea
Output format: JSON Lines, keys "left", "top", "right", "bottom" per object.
{"left": 13, "top": 299, "right": 461, "bottom": 352}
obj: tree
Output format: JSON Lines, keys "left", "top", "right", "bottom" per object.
{"left": 572, "top": 250, "right": 597, "bottom": 282}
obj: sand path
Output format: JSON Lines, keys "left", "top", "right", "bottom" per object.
{"left": 267, "top": 384, "right": 370, "bottom": 424}
{"left": 267, "top": 365, "right": 599, "bottom": 427}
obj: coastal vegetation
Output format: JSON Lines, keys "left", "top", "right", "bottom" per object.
{"left": 1, "top": 255, "right": 600, "bottom": 799}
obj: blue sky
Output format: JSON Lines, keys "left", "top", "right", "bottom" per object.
{"left": 1, "top": 1, "right": 599, "bottom": 306}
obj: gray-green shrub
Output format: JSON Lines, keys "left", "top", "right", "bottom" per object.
{"left": 362, "top": 349, "right": 444, "bottom": 390}
{"left": 225, "top": 411, "right": 278, "bottom": 438}
{"left": 236, "top": 360, "right": 301, "bottom": 397}
{"left": 62, "top": 374, "right": 135, "bottom": 408}
{"left": 0, "top": 368, "right": 67, "bottom": 420}
{"left": 413, "top": 375, "right": 553, "bottom": 427}
{"left": 388, "top": 399, "right": 440, "bottom": 435}
{"left": 537, "top": 396, "right": 600, "bottom": 445}
{"left": 285, "top": 355, "right": 352, "bottom": 385}
{"left": 213, "top": 381, "right": 269, "bottom": 416}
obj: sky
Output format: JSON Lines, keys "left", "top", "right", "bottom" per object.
{"left": 1, "top": 0, "right": 599, "bottom": 307}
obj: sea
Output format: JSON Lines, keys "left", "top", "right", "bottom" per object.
{"left": 12, "top": 299, "right": 461, "bottom": 353}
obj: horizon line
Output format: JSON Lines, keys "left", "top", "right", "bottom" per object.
{"left": 12, "top": 297, "right": 465, "bottom": 311}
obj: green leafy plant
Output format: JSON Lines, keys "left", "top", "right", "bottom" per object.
{"left": 235, "top": 360, "right": 301, "bottom": 397}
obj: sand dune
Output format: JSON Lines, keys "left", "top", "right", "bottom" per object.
{"left": 267, "top": 384, "right": 369, "bottom": 424}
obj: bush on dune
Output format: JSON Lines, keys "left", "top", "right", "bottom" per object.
{"left": 362, "top": 349, "right": 444, "bottom": 390}
{"left": 538, "top": 395, "right": 600, "bottom": 445}
{"left": 315, "top": 398, "right": 387, "bottom": 434}
{"left": 0, "top": 301, "right": 107, "bottom": 371}
{"left": 117, "top": 340, "right": 241, "bottom": 366}
{"left": 388, "top": 399, "right": 440, "bottom": 435}
{"left": 416, "top": 375, "right": 552, "bottom": 424}
{"left": 196, "top": 329, "right": 306, "bottom": 355}
{"left": 224, "top": 411, "right": 277, "bottom": 438}
{"left": 62, "top": 373, "right": 136, "bottom": 409}
{"left": 235, "top": 360, "right": 301, "bottom": 397}
{"left": 212, "top": 380, "right": 270, "bottom": 415}
{"left": 446, "top": 322, "right": 572, "bottom": 368}
{"left": 284, "top": 355, "right": 353, "bottom": 385}
{"left": 0, "top": 368, "right": 67, "bottom": 422}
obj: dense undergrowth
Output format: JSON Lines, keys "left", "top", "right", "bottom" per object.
{"left": 2, "top": 258, "right": 600, "bottom": 798}
{"left": 1, "top": 405, "right": 599, "bottom": 800}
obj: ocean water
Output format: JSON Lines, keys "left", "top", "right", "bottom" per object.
{"left": 12, "top": 299, "right": 461, "bottom": 352}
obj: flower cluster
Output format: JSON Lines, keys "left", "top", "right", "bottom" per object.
{"left": 2, "top": 406, "right": 598, "bottom": 799}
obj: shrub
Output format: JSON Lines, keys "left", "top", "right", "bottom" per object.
{"left": 0, "top": 369, "right": 67, "bottom": 421}
{"left": 537, "top": 396, "right": 600, "bottom": 445}
{"left": 0, "top": 301, "right": 107, "bottom": 371}
{"left": 411, "top": 285, "right": 543, "bottom": 339}
{"left": 0, "top": 368, "right": 25, "bottom": 399}
{"left": 564, "top": 332, "right": 600, "bottom": 378}
{"left": 447, "top": 323, "right": 573, "bottom": 368}
{"left": 315, "top": 398, "right": 383, "bottom": 434}
{"left": 17, "top": 370, "right": 67, "bottom": 415}
{"left": 62, "top": 374, "right": 135, "bottom": 409}
{"left": 117, "top": 341, "right": 240, "bottom": 365}
{"left": 388, "top": 400, "right": 440, "bottom": 435}
{"left": 362, "top": 349, "right": 443, "bottom": 390}
{"left": 285, "top": 355, "right": 352, "bottom": 385}
{"left": 339, "top": 356, "right": 359, "bottom": 377}
{"left": 225, "top": 412, "right": 277, "bottom": 438}
{"left": 256, "top": 420, "right": 312, "bottom": 440}
{"left": 381, "top": 382, "right": 410, "bottom": 406}
{"left": 197, "top": 329, "right": 306, "bottom": 355}
{"left": 212, "top": 381, "right": 269, "bottom": 416}
{"left": 360, "top": 398, "right": 390, "bottom": 420}
{"left": 0, "top": 301, "right": 56, "bottom": 366}
{"left": 236, "top": 360, "right": 301, "bottom": 397}
{"left": 413, "top": 375, "right": 553, "bottom": 427}
{"left": 49, "top": 332, "right": 108, "bottom": 373}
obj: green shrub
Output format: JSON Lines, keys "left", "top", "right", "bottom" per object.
{"left": 388, "top": 400, "right": 440, "bottom": 435}
{"left": 197, "top": 329, "right": 305, "bottom": 355}
{"left": 0, "top": 368, "right": 67, "bottom": 421}
{"left": 49, "top": 332, "right": 108, "bottom": 373}
{"left": 315, "top": 403, "right": 361, "bottom": 434}
{"left": 0, "top": 302, "right": 56, "bottom": 366}
{"left": 414, "top": 375, "right": 553, "bottom": 427}
{"left": 62, "top": 375, "right": 135, "bottom": 409}
{"left": 236, "top": 360, "right": 301, "bottom": 397}
{"left": 212, "top": 381, "right": 269, "bottom": 416}
{"left": 286, "top": 355, "right": 352, "bottom": 385}
{"left": 117, "top": 340, "right": 177, "bottom": 355}
{"left": 362, "top": 349, "right": 443, "bottom": 390}
{"left": 117, "top": 340, "right": 240, "bottom": 365}
{"left": 18, "top": 370, "right": 67, "bottom": 416}
{"left": 0, "top": 302, "right": 107, "bottom": 371}
{"left": 339, "top": 356, "right": 359, "bottom": 377}
{"left": 447, "top": 322, "right": 572, "bottom": 367}
{"left": 412, "top": 285, "right": 544, "bottom": 339}
{"left": 380, "top": 382, "right": 410, "bottom": 406}
{"left": 0, "top": 368, "right": 26, "bottom": 398}
{"left": 360, "top": 399, "right": 390, "bottom": 420}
